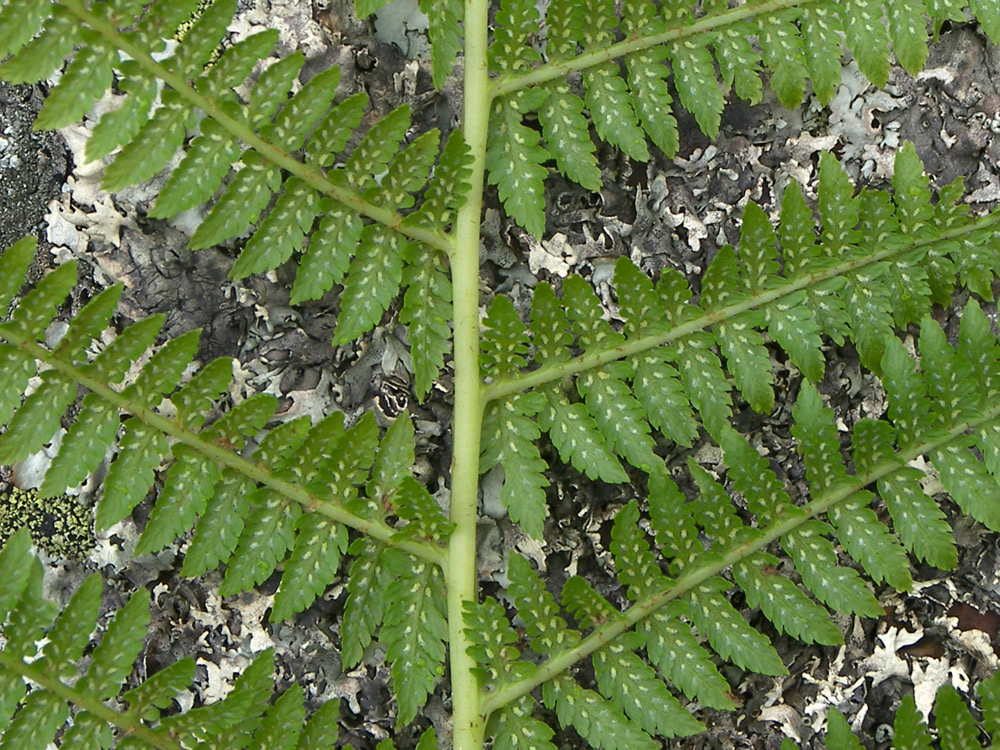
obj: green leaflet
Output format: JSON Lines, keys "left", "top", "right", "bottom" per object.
{"left": 486, "top": 96, "right": 550, "bottom": 238}
{"left": 538, "top": 386, "right": 628, "bottom": 483}
{"left": 491, "top": 698, "right": 557, "bottom": 750}
{"left": 592, "top": 636, "right": 704, "bottom": 738}
{"left": 341, "top": 538, "right": 392, "bottom": 669}
{"left": 714, "top": 22, "right": 764, "bottom": 104}
{"left": 191, "top": 151, "right": 282, "bottom": 251}
{"left": 670, "top": 36, "right": 724, "bottom": 139}
{"left": 481, "top": 392, "right": 549, "bottom": 539}
{"left": 758, "top": 10, "right": 809, "bottom": 109}
{"left": 543, "top": 674, "right": 657, "bottom": 750}
{"left": 538, "top": 81, "right": 602, "bottom": 191}
{"left": 401, "top": 243, "right": 452, "bottom": 398}
{"left": 231, "top": 178, "right": 321, "bottom": 279}
{"left": 843, "top": 0, "right": 892, "bottom": 86}
{"left": 584, "top": 63, "right": 649, "bottom": 162}
{"left": 135, "top": 444, "right": 223, "bottom": 555}
{"left": 824, "top": 709, "right": 863, "bottom": 750}
{"left": 507, "top": 553, "right": 581, "bottom": 655}
{"left": 290, "top": 202, "right": 362, "bottom": 304}
{"left": 421, "top": 0, "right": 463, "bottom": 87}
{"left": 892, "top": 695, "right": 932, "bottom": 750}
{"left": 332, "top": 225, "right": 405, "bottom": 345}
{"left": 96, "top": 419, "right": 169, "bottom": 529}
{"left": 0, "top": 371, "right": 76, "bottom": 465}
{"left": 381, "top": 550, "right": 448, "bottom": 726}
{"left": 801, "top": 3, "right": 843, "bottom": 105}
{"left": 39, "top": 393, "right": 118, "bottom": 497}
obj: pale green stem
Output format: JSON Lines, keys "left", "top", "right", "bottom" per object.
{"left": 446, "top": 0, "right": 492, "bottom": 747}
{"left": 481, "top": 399, "right": 1000, "bottom": 715}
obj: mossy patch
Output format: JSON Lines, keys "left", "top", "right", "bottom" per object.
{"left": 0, "top": 486, "right": 95, "bottom": 559}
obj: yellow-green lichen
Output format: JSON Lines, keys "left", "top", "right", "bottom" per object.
{"left": 0, "top": 486, "right": 95, "bottom": 559}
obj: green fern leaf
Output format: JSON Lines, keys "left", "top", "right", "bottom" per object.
{"left": 543, "top": 674, "right": 657, "bottom": 750}
{"left": 150, "top": 114, "right": 243, "bottom": 218}
{"left": 296, "top": 700, "right": 340, "bottom": 750}
{"left": 0, "top": 371, "right": 75, "bottom": 464}
{"left": 626, "top": 48, "right": 679, "bottom": 158}
{"left": 538, "top": 82, "right": 602, "bottom": 191}
{"left": 463, "top": 596, "right": 524, "bottom": 686}
{"left": 932, "top": 438, "right": 1000, "bottom": 533}
{"left": 401, "top": 244, "right": 452, "bottom": 399}
{"left": 824, "top": 708, "right": 863, "bottom": 750}
{"left": 583, "top": 64, "right": 649, "bottom": 162}
{"left": 421, "top": 0, "right": 463, "bottom": 87}
{"left": 670, "top": 36, "right": 724, "bottom": 139}
{"left": 0, "top": 1, "right": 49, "bottom": 60}
{"left": 39, "top": 393, "right": 118, "bottom": 497}
{"left": 970, "top": 0, "right": 1000, "bottom": 44}
{"left": 381, "top": 549, "right": 448, "bottom": 726}
{"left": 58, "top": 711, "right": 112, "bottom": 750}
{"left": 919, "top": 316, "right": 979, "bottom": 426}
{"left": 674, "top": 331, "right": 732, "bottom": 438}
{"left": 880, "top": 337, "right": 934, "bottom": 451}
{"left": 562, "top": 575, "right": 619, "bottom": 629}
{"left": 4, "top": 261, "right": 76, "bottom": 341}
{"left": 343, "top": 103, "right": 410, "bottom": 190}
{"left": 96, "top": 420, "right": 168, "bottom": 529}
{"left": 486, "top": 96, "right": 549, "bottom": 238}
{"left": 490, "top": 0, "right": 541, "bottom": 74}
{"left": 52, "top": 284, "right": 122, "bottom": 363}
{"left": 76, "top": 588, "right": 150, "bottom": 699}
{"left": 182, "top": 471, "right": 255, "bottom": 576}
{"left": 85, "top": 64, "right": 158, "bottom": 162}
{"left": 37, "top": 574, "right": 102, "bottom": 680}
{"left": 332, "top": 225, "right": 405, "bottom": 345}
{"left": 933, "top": 685, "right": 981, "bottom": 749}
{"left": 888, "top": 0, "right": 930, "bottom": 77}
{"left": 892, "top": 695, "right": 932, "bottom": 750}
{"left": 638, "top": 609, "right": 735, "bottom": 710}
{"left": 266, "top": 64, "right": 341, "bottom": 150}
{"left": 801, "top": 3, "right": 844, "bottom": 105}
{"left": 880, "top": 468, "right": 957, "bottom": 570}
{"left": 0, "top": 8, "right": 77, "bottom": 84}
{"left": 305, "top": 92, "right": 369, "bottom": 168}
{"left": 0, "top": 529, "right": 32, "bottom": 622}
{"left": 0, "top": 237, "right": 36, "bottom": 312}
{"left": 506, "top": 553, "right": 580, "bottom": 655}
{"left": 85, "top": 314, "right": 164, "bottom": 383}
{"left": 0, "top": 347, "right": 35, "bottom": 429}
{"left": 171, "top": 0, "right": 236, "bottom": 77}
{"left": 391, "top": 477, "right": 453, "bottom": 543}
{"left": 231, "top": 178, "right": 320, "bottom": 278}
{"left": 843, "top": 0, "right": 891, "bottom": 86}
{"left": 733, "top": 554, "right": 843, "bottom": 646}
{"left": 171, "top": 357, "right": 233, "bottom": 429}
{"left": 404, "top": 129, "right": 474, "bottom": 230}
{"left": 714, "top": 22, "right": 764, "bottom": 105}
{"left": 687, "top": 578, "right": 786, "bottom": 675}
{"left": 829, "top": 492, "right": 913, "bottom": 591}
{"left": 782, "top": 521, "right": 884, "bottom": 617}
{"left": 759, "top": 10, "right": 809, "bottom": 109}
{"left": 959, "top": 298, "right": 1000, "bottom": 405}
{"left": 593, "top": 634, "right": 704, "bottom": 738}
{"left": 368, "top": 413, "right": 416, "bottom": 496}
{"left": 101, "top": 91, "right": 192, "bottom": 192}
{"left": 272, "top": 515, "right": 348, "bottom": 622}
{"left": 191, "top": 150, "right": 282, "bottom": 250}
{"left": 492, "top": 698, "right": 557, "bottom": 750}
{"left": 647, "top": 465, "right": 702, "bottom": 566}
{"left": 219, "top": 487, "right": 300, "bottom": 595}
{"left": 791, "top": 382, "right": 850, "bottom": 493}
{"left": 135, "top": 445, "right": 222, "bottom": 555}
{"left": 248, "top": 684, "right": 305, "bottom": 750}
{"left": 482, "top": 393, "right": 549, "bottom": 538}
{"left": 120, "top": 657, "right": 196, "bottom": 724}
{"left": 977, "top": 671, "right": 1000, "bottom": 739}
{"left": 342, "top": 538, "right": 391, "bottom": 668}
{"left": 0, "top": 691, "right": 68, "bottom": 750}
{"left": 290, "top": 203, "right": 362, "bottom": 304}
{"left": 539, "top": 387, "right": 627, "bottom": 483}
{"left": 33, "top": 31, "right": 114, "bottom": 130}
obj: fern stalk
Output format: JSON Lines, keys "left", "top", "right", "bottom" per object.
{"left": 448, "top": 0, "right": 491, "bottom": 745}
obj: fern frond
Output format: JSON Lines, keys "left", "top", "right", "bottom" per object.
{"left": 485, "top": 0, "right": 1000, "bottom": 235}
{"left": 0, "top": 529, "right": 337, "bottom": 750}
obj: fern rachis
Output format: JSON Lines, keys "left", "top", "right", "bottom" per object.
{"left": 0, "top": 0, "right": 1000, "bottom": 749}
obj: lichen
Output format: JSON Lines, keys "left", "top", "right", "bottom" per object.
{"left": 0, "top": 486, "right": 95, "bottom": 559}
